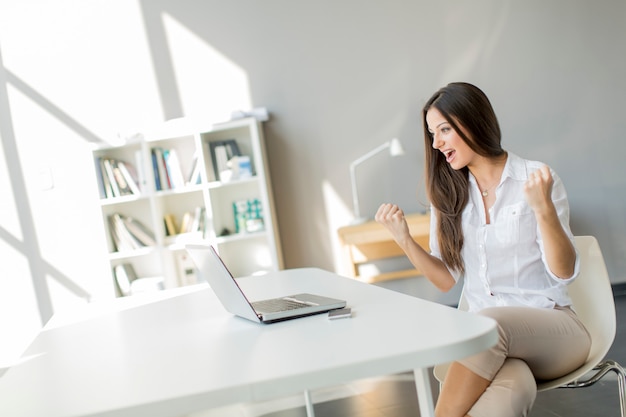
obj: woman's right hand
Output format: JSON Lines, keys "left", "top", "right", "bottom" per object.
{"left": 375, "top": 203, "right": 411, "bottom": 246}
{"left": 376, "top": 203, "right": 455, "bottom": 291}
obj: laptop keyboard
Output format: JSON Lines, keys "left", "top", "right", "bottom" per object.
{"left": 252, "top": 298, "right": 307, "bottom": 313}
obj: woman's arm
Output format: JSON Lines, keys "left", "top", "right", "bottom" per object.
{"left": 375, "top": 203, "right": 457, "bottom": 291}
{"left": 524, "top": 166, "right": 576, "bottom": 279}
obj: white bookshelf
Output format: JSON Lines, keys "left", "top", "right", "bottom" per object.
{"left": 92, "top": 117, "right": 283, "bottom": 296}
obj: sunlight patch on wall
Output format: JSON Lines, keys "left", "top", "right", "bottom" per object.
{"left": 162, "top": 12, "right": 251, "bottom": 124}
{"left": 321, "top": 180, "right": 372, "bottom": 277}
{"left": 0, "top": 0, "right": 164, "bottom": 142}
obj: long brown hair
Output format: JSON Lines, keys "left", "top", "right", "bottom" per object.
{"left": 422, "top": 82, "right": 504, "bottom": 274}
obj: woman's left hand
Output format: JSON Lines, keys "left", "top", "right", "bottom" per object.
{"left": 524, "top": 165, "right": 576, "bottom": 278}
{"left": 524, "top": 165, "right": 554, "bottom": 214}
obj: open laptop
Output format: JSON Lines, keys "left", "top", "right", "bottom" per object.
{"left": 185, "top": 244, "right": 346, "bottom": 323}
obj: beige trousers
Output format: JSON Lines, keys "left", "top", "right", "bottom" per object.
{"left": 459, "top": 306, "right": 591, "bottom": 417}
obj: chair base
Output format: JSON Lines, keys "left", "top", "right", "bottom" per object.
{"left": 556, "top": 360, "right": 626, "bottom": 417}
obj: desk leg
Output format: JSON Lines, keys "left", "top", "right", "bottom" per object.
{"left": 304, "top": 389, "right": 316, "bottom": 417}
{"left": 414, "top": 368, "right": 435, "bottom": 417}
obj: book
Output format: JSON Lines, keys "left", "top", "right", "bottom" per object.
{"left": 122, "top": 216, "right": 156, "bottom": 246}
{"left": 151, "top": 149, "right": 162, "bottom": 191}
{"left": 214, "top": 145, "right": 230, "bottom": 181}
{"left": 209, "top": 139, "right": 240, "bottom": 181}
{"left": 179, "top": 211, "right": 193, "bottom": 234}
{"left": 151, "top": 148, "right": 171, "bottom": 190}
{"left": 231, "top": 155, "right": 253, "bottom": 179}
{"left": 246, "top": 198, "right": 264, "bottom": 232}
{"left": 177, "top": 206, "right": 205, "bottom": 234}
{"left": 187, "top": 153, "right": 201, "bottom": 185}
{"left": 111, "top": 160, "right": 134, "bottom": 196}
{"left": 164, "top": 213, "right": 178, "bottom": 236}
{"left": 163, "top": 148, "right": 185, "bottom": 189}
{"left": 115, "top": 214, "right": 136, "bottom": 248}
{"left": 199, "top": 207, "right": 207, "bottom": 236}
{"left": 109, "top": 214, "right": 135, "bottom": 252}
{"left": 158, "top": 148, "right": 171, "bottom": 189}
{"left": 233, "top": 200, "right": 248, "bottom": 233}
{"left": 102, "top": 159, "right": 121, "bottom": 197}
{"left": 96, "top": 158, "right": 141, "bottom": 198}
{"left": 113, "top": 263, "right": 138, "bottom": 296}
{"left": 108, "top": 215, "right": 123, "bottom": 252}
{"left": 232, "top": 198, "right": 265, "bottom": 233}
{"left": 189, "top": 206, "right": 203, "bottom": 233}
{"left": 108, "top": 213, "right": 155, "bottom": 252}
{"left": 117, "top": 160, "right": 141, "bottom": 195}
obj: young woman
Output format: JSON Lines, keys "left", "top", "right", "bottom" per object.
{"left": 375, "top": 82, "right": 591, "bottom": 417}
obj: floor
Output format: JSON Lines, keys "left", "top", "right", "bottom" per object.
{"left": 196, "top": 287, "right": 626, "bottom": 417}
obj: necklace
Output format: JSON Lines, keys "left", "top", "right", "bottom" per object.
{"left": 478, "top": 180, "right": 499, "bottom": 198}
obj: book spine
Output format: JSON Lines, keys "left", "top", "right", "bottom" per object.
{"left": 159, "top": 148, "right": 172, "bottom": 189}
{"left": 110, "top": 213, "right": 143, "bottom": 251}
{"left": 117, "top": 161, "right": 141, "bottom": 195}
{"left": 123, "top": 216, "right": 156, "bottom": 246}
{"left": 151, "top": 149, "right": 162, "bottom": 191}
{"left": 164, "top": 148, "right": 185, "bottom": 189}
{"left": 187, "top": 153, "right": 201, "bottom": 185}
{"left": 103, "top": 159, "right": 120, "bottom": 197}
{"left": 179, "top": 211, "right": 192, "bottom": 234}
{"left": 111, "top": 160, "right": 133, "bottom": 196}
{"left": 163, "top": 214, "right": 177, "bottom": 236}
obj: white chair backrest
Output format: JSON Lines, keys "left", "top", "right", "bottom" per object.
{"left": 567, "top": 236, "right": 615, "bottom": 365}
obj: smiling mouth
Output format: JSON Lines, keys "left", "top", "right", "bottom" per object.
{"left": 443, "top": 150, "right": 455, "bottom": 163}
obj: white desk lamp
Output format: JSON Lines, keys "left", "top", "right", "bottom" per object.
{"left": 349, "top": 138, "right": 405, "bottom": 224}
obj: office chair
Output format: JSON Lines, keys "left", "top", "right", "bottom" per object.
{"left": 433, "top": 236, "right": 626, "bottom": 417}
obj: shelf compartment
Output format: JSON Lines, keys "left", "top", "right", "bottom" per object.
{"left": 200, "top": 125, "right": 257, "bottom": 182}
{"left": 147, "top": 135, "right": 199, "bottom": 192}
{"left": 93, "top": 141, "right": 146, "bottom": 199}
{"left": 154, "top": 190, "right": 206, "bottom": 239}
{"left": 208, "top": 179, "right": 262, "bottom": 237}
{"left": 101, "top": 199, "right": 155, "bottom": 254}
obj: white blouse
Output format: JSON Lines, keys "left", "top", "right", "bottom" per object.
{"left": 429, "top": 152, "right": 579, "bottom": 312}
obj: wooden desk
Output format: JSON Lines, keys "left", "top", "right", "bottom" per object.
{"left": 337, "top": 212, "right": 430, "bottom": 282}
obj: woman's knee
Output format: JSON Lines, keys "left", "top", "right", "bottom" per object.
{"left": 468, "top": 358, "right": 537, "bottom": 417}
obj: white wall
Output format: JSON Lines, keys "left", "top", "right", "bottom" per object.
{"left": 1, "top": 0, "right": 625, "bottom": 361}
